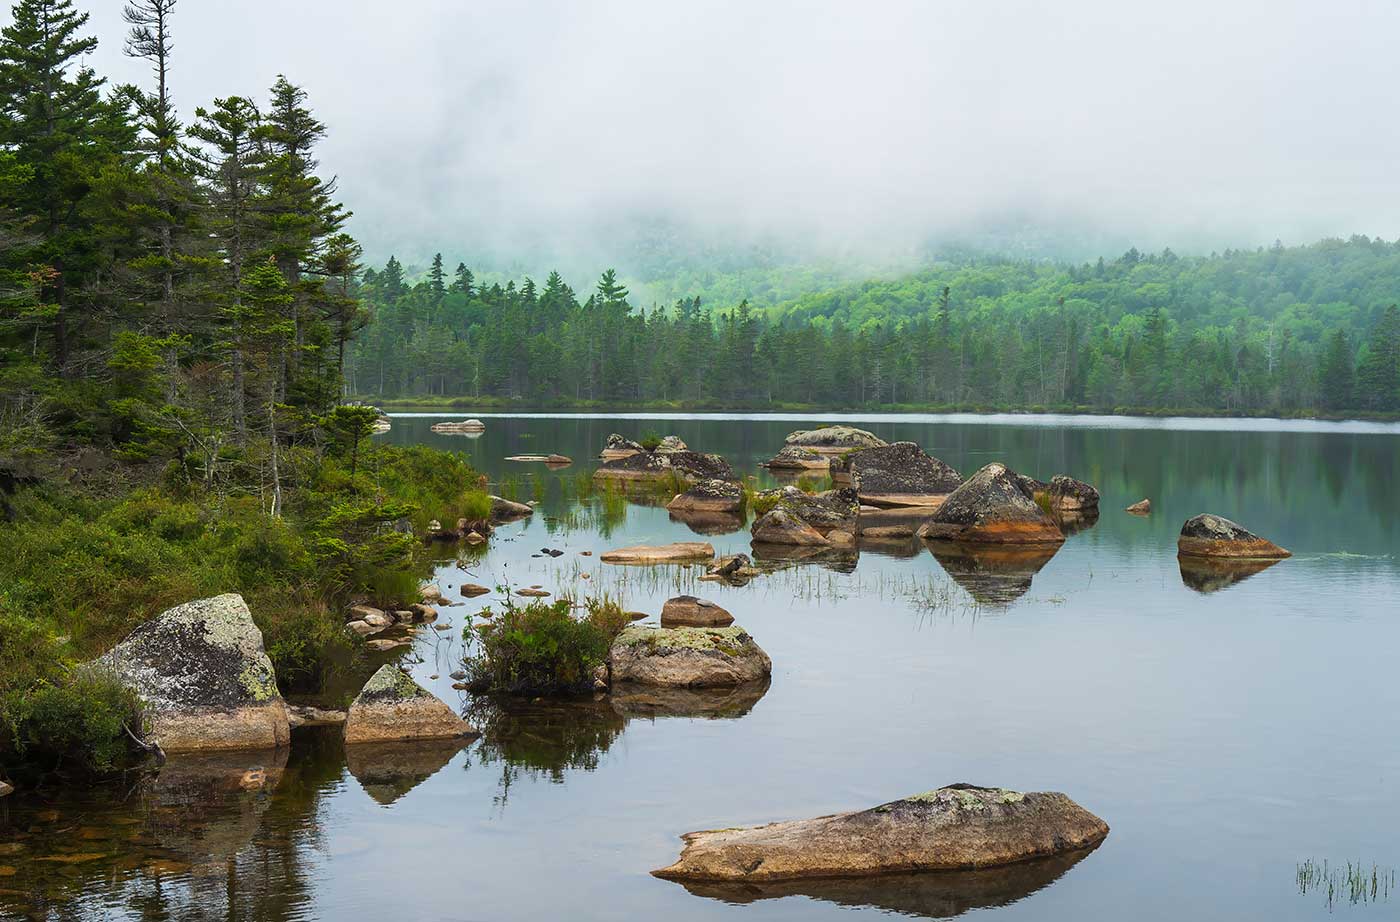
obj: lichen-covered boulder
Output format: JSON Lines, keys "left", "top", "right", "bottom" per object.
{"left": 653, "top": 784, "right": 1109, "bottom": 882}
{"left": 751, "top": 508, "right": 830, "bottom": 546}
{"left": 96, "top": 593, "right": 290, "bottom": 753}
{"left": 661, "top": 596, "right": 735, "bottom": 627}
{"left": 667, "top": 479, "right": 745, "bottom": 515}
{"left": 600, "top": 541, "right": 715, "bottom": 564}
{"left": 842, "top": 442, "right": 962, "bottom": 507}
{"left": 785, "top": 426, "right": 887, "bottom": 454}
{"left": 430, "top": 418, "right": 485, "bottom": 433}
{"left": 344, "top": 665, "right": 477, "bottom": 744}
{"left": 656, "top": 435, "right": 688, "bottom": 453}
{"left": 1044, "top": 475, "right": 1099, "bottom": 512}
{"left": 755, "top": 485, "right": 860, "bottom": 534}
{"left": 593, "top": 450, "right": 738, "bottom": 484}
{"left": 763, "top": 445, "right": 829, "bottom": 470}
{"left": 609, "top": 625, "right": 772, "bottom": 687}
{"left": 601, "top": 433, "right": 645, "bottom": 460}
{"left": 1176, "top": 514, "right": 1290, "bottom": 559}
{"left": 916, "top": 463, "right": 1064, "bottom": 545}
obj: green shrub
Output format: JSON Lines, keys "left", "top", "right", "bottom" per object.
{"left": 638, "top": 430, "right": 662, "bottom": 451}
{"left": 1, "top": 669, "right": 141, "bottom": 778}
{"left": 464, "top": 596, "right": 626, "bottom": 695}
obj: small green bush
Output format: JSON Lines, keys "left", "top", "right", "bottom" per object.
{"left": 1, "top": 669, "right": 141, "bottom": 777}
{"left": 464, "top": 596, "right": 626, "bottom": 695}
{"left": 638, "top": 430, "right": 663, "bottom": 451}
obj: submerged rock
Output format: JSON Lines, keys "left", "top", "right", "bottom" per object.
{"left": 666, "top": 479, "right": 745, "bottom": 515}
{"left": 609, "top": 625, "right": 772, "bottom": 687}
{"left": 916, "top": 463, "right": 1064, "bottom": 545}
{"left": 593, "top": 450, "right": 737, "bottom": 484}
{"left": 343, "top": 665, "right": 477, "bottom": 744}
{"left": 1125, "top": 498, "right": 1152, "bottom": 515}
{"left": 661, "top": 596, "right": 735, "bottom": 627}
{"left": 600, "top": 542, "right": 715, "bottom": 564}
{"left": 287, "top": 705, "right": 346, "bottom": 728}
{"left": 1177, "top": 513, "right": 1291, "bottom": 559}
{"left": 653, "top": 784, "right": 1108, "bottom": 883}
{"left": 1044, "top": 475, "right": 1099, "bottom": 513}
{"left": 96, "top": 593, "right": 289, "bottom": 753}
{"left": 784, "top": 426, "right": 887, "bottom": 453}
{"left": 763, "top": 445, "right": 830, "bottom": 470}
{"left": 841, "top": 442, "right": 963, "bottom": 507}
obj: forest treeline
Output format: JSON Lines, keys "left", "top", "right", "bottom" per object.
{"left": 0, "top": 0, "right": 484, "bottom": 779}
{"left": 353, "top": 240, "right": 1400, "bottom": 415}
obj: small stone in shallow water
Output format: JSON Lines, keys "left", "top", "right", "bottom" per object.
{"left": 517, "top": 588, "right": 550, "bottom": 597}
{"left": 0, "top": 781, "right": 13, "bottom": 797}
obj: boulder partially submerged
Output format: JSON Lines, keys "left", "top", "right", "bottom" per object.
{"left": 96, "top": 593, "right": 289, "bottom": 752}
{"left": 751, "top": 508, "right": 830, "bottom": 546}
{"left": 661, "top": 596, "right": 735, "bottom": 627}
{"left": 916, "top": 464, "right": 1064, "bottom": 545}
{"left": 653, "top": 784, "right": 1108, "bottom": 882}
{"left": 600, "top": 541, "right": 715, "bottom": 564}
{"left": 594, "top": 450, "right": 737, "bottom": 485}
{"left": 609, "top": 625, "right": 771, "bottom": 687}
{"left": 785, "top": 426, "right": 887, "bottom": 454}
{"left": 430, "top": 418, "right": 485, "bottom": 433}
{"left": 754, "top": 485, "right": 860, "bottom": 535}
{"left": 343, "top": 665, "right": 477, "bottom": 744}
{"left": 1125, "top": 498, "right": 1152, "bottom": 515}
{"left": 840, "top": 442, "right": 962, "bottom": 507}
{"left": 489, "top": 495, "right": 534, "bottom": 521}
{"left": 666, "top": 479, "right": 745, "bottom": 516}
{"left": 1177, "top": 514, "right": 1291, "bottom": 559}
{"left": 763, "top": 445, "right": 830, "bottom": 470}
{"left": 1044, "top": 475, "right": 1099, "bottom": 513}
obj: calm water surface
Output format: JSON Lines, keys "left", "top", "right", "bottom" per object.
{"left": 3, "top": 413, "right": 1399, "bottom": 921}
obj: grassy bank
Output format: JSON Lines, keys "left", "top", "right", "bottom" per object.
{"left": 0, "top": 442, "right": 488, "bottom": 784}
{"left": 363, "top": 395, "right": 1400, "bottom": 423}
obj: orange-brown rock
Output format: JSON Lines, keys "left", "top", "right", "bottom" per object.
{"left": 600, "top": 542, "right": 715, "bottom": 564}
{"left": 916, "top": 464, "right": 1064, "bottom": 545}
{"left": 343, "top": 665, "right": 477, "bottom": 744}
{"left": 661, "top": 596, "right": 735, "bottom": 627}
{"left": 1176, "top": 514, "right": 1290, "bottom": 559}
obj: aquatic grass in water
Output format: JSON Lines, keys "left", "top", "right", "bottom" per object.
{"left": 1297, "top": 858, "right": 1396, "bottom": 911}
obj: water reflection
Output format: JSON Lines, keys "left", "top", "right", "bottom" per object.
{"left": 609, "top": 680, "right": 770, "bottom": 720}
{"left": 668, "top": 510, "right": 746, "bottom": 536}
{"left": 1177, "top": 555, "right": 1286, "bottom": 593}
{"left": 675, "top": 845, "right": 1099, "bottom": 919}
{"left": 925, "top": 541, "right": 1061, "bottom": 604}
{"left": 344, "top": 738, "right": 470, "bottom": 805}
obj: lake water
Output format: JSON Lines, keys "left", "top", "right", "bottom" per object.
{"left": 4, "top": 413, "right": 1399, "bottom": 921}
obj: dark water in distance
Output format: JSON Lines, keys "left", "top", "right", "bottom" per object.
{"left": 4, "top": 413, "right": 1399, "bottom": 921}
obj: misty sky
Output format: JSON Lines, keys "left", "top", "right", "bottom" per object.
{"left": 71, "top": 0, "right": 1400, "bottom": 269}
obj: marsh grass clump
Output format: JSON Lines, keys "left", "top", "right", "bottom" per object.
{"left": 638, "top": 430, "right": 663, "bottom": 451}
{"left": 1297, "top": 859, "right": 1396, "bottom": 910}
{"left": 463, "top": 595, "right": 629, "bottom": 695}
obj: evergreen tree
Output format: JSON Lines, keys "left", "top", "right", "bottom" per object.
{"left": 1318, "top": 329, "right": 1355, "bottom": 411}
{"left": 1356, "top": 305, "right": 1400, "bottom": 411}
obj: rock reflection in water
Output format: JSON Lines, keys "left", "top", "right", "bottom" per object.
{"left": 1054, "top": 507, "right": 1100, "bottom": 536}
{"left": 925, "top": 541, "right": 1060, "bottom": 605}
{"left": 345, "top": 737, "right": 470, "bottom": 805}
{"left": 1178, "top": 555, "right": 1285, "bottom": 593}
{"left": 750, "top": 542, "right": 859, "bottom": 574}
{"left": 609, "top": 679, "right": 770, "bottom": 721}
{"left": 675, "top": 844, "right": 1098, "bottom": 919}
{"left": 668, "top": 510, "right": 746, "bottom": 536}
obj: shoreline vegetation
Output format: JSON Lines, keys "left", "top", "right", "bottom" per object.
{"left": 367, "top": 395, "right": 1400, "bottom": 424}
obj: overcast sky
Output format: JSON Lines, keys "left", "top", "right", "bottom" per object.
{"left": 71, "top": 0, "right": 1400, "bottom": 269}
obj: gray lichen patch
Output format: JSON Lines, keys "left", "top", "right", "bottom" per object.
{"left": 615, "top": 625, "right": 753, "bottom": 656}
{"left": 357, "top": 664, "right": 430, "bottom": 703}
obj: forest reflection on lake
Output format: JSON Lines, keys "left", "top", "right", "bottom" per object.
{"left": 3, "top": 412, "right": 1398, "bottom": 922}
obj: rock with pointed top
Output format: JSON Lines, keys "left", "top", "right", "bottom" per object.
{"left": 653, "top": 784, "right": 1109, "bottom": 882}
{"left": 916, "top": 463, "right": 1064, "bottom": 545}
{"left": 667, "top": 479, "right": 745, "bottom": 515}
{"left": 489, "top": 495, "right": 534, "bottom": 521}
{"left": 344, "top": 665, "right": 477, "bottom": 744}
{"left": 1125, "top": 498, "right": 1152, "bottom": 515}
{"left": 751, "top": 508, "right": 830, "bottom": 546}
{"left": 1177, "top": 514, "right": 1290, "bottom": 559}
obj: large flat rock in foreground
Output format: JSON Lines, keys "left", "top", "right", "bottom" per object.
{"left": 653, "top": 784, "right": 1108, "bottom": 882}
{"left": 96, "top": 593, "right": 290, "bottom": 752}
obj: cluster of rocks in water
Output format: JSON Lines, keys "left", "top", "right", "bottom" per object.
{"left": 429, "top": 418, "right": 486, "bottom": 434}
